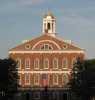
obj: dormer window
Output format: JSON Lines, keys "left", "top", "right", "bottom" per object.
{"left": 40, "top": 44, "right": 53, "bottom": 50}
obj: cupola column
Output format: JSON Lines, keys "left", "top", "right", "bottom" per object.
{"left": 42, "top": 12, "right": 56, "bottom": 37}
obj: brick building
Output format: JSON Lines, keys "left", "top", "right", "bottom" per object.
{"left": 9, "top": 12, "right": 85, "bottom": 90}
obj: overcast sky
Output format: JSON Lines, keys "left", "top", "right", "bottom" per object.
{"left": 0, "top": 0, "right": 95, "bottom": 59}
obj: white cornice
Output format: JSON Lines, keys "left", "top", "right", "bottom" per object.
{"left": 18, "top": 71, "right": 71, "bottom": 74}
{"left": 9, "top": 50, "right": 85, "bottom": 54}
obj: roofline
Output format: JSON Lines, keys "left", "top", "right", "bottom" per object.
{"left": 9, "top": 50, "right": 85, "bottom": 54}
{"left": 54, "top": 35, "right": 83, "bottom": 50}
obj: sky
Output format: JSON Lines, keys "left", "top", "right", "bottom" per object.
{"left": 0, "top": 0, "right": 95, "bottom": 59}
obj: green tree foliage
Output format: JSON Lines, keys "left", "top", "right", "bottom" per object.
{"left": 0, "top": 58, "right": 18, "bottom": 100}
{"left": 70, "top": 58, "right": 95, "bottom": 100}
{"left": 84, "top": 59, "right": 95, "bottom": 98}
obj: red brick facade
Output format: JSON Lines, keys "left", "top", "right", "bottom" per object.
{"left": 9, "top": 13, "right": 85, "bottom": 89}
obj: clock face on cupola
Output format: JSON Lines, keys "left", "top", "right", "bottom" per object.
{"left": 43, "top": 12, "right": 56, "bottom": 37}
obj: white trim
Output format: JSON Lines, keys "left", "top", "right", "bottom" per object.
{"left": 18, "top": 71, "right": 71, "bottom": 74}
{"left": 16, "top": 58, "right": 21, "bottom": 69}
{"left": 53, "top": 58, "right": 58, "bottom": 69}
{"left": 25, "top": 73, "right": 30, "bottom": 85}
{"left": 25, "top": 58, "right": 30, "bottom": 69}
{"left": 62, "top": 57, "right": 68, "bottom": 69}
{"left": 9, "top": 50, "right": 85, "bottom": 54}
{"left": 32, "top": 40, "right": 61, "bottom": 50}
{"left": 41, "top": 74, "right": 49, "bottom": 86}
{"left": 72, "top": 57, "right": 77, "bottom": 67}
{"left": 43, "top": 58, "right": 49, "bottom": 69}
{"left": 62, "top": 74, "right": 69, "bottom": 85}
{"left": 34, "top": 74, "right": 40, "bottom": 86}
{"left": 53, "top": 74, "right": 59, "bottom": 85}
{"left": 25, "top": 44, "right": 31, "bottom": 50}
{"left": 55, "top": 36, "right": 85, "bottom": 50}
{"left": 40, "top": 43, "right": 53, "bottom": 50}
{"left": 34, "top": 58, "right": 40, "bottom": 70}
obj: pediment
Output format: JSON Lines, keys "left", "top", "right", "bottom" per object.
{"left": 9, "top": 34, "right": 83, "bottom": 52}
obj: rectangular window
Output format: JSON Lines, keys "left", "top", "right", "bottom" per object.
{"left": 62, "top": 74, "right": 68, "bottom": 85}
{"left": 42, "top": 74, "right": 48, "bottom": 87}
{"left": 25, "top": 58, "right": 30, "bottom": 69}
{"left": 44, "top": 58, "right": 49, "bottom": 69}
{"left": 16, "top": 58, "right": 21, "bottom": 69}
{"left": 53, "top": 74, "right": 58, "bottom": 85}
{"left": 45, "top": 44, "right": 49, "bottom": 50}
{"left": 25, "top": 73, "right": 30, "bottom": 85}
{"left": 34, "top": 74, "right": 39, "bottom": 86}
{"left": 53, "top": 58, "right": 58, "bottom": 69}
{"left": 34, "top": 58, "right": 39, "bottom": 69}
{"left": 47, "top": 23, "right": 50, "bottom": 30}
{"left": 62, "top": 58, "right": 68, "bottom": 69}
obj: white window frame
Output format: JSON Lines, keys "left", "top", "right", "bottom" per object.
{"left": 34, "top": 74, "right": 39, "bottom": 86}
{"left": 62, "top": 74, "right": 68, "bottom": 85}
{"left": 40, "top": 43, "right": 53, "bottom": 50}
{"left": 43, "top": 58, "right": 49, "bottom": 69}
{"left": 34, "top": 58, "right": 39, "bottom": 69}
{"left": 25, "top": 58, "right": 30, "bottom": 69}
{"left": 62, "top": 57, "right": 68, "bottom": 69}
{"left": 53, "top": 58, "right": 58, "bottom": 69}
{"left": 25, "top": 73, "right": 30, "bottom": 85}
{"left": 16, "top": 58, "right": 21, "bottom": 69}
{"left": 53, "top": 74, "right": 59, "bottom": 85}
{"left": 41, "top": 74, "right": 49, "bottom": 87}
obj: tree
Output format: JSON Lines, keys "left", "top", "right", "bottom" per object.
{"left": 69, "top": 57, "right": 84, "bottom": 100}
{"left": 84, "top": 59, "right": 95, "bottom": 99}
{"left": 0, "top": 58, "right": 18, "bottom": 100}
{"left": 69, "top": 58, "right": 95, "bottom": 100}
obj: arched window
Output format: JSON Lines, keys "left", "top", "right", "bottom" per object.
{"left": 53, "top": 58, "right": 58, "bottom": 69}
{"left": 44, "top": 58, "right": 49, "bottom": 69}
{"left": 25, "top": 73, "right": 30, "bottom": 85}
{"left": 62, "top": 57, "right": 68, "bottom": 69}
{"left": 53, "top": 74, "right": 59, "bottom": 85}
{"left": 40, "top": 44, "right": 53, "bottom": 50}
{"left": 16, "top": 58, "right": 21, "bottom": 69}
{"left": 34, "top": 58, "right": 39, "bottom": 69}
{"left": 42, "top": 74, "right": 48, "bottom": 87}
{"left": 62, "top": 74, "right": 68, "bottom": 85}
{"left": 25, "top": 58, "right": 30, "bottom": 69}
{"left": 34, "top": 74, "right": 39, "bottom": 86}
{"left": 47, "top": 23, "right": 50, "bottom": 30}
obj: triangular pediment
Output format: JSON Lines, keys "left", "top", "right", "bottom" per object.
{"left": 9, "top": 34, "right": 84, "bottom": 52}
